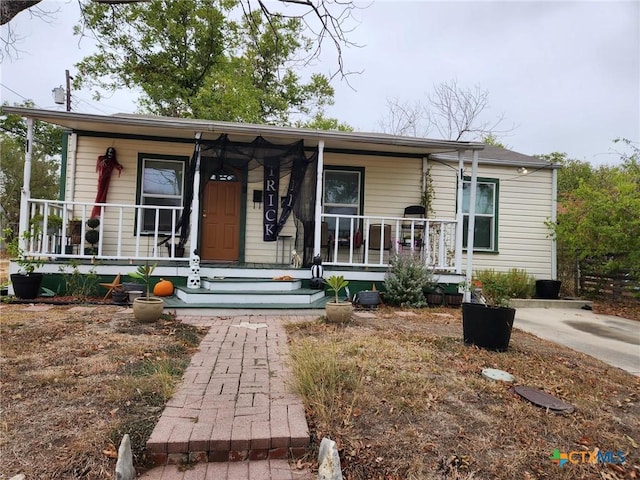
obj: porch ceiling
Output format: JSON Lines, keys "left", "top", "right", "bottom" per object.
{"left": 3, "top": 106, "right": 484, "bottom": 156}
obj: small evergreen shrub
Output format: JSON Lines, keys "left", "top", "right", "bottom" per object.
{"left": 384, "top": 253, "right": 434, "bottom": 307}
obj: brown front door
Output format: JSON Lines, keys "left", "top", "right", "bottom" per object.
{"left": 201, "top": 171, "right": 242, "bottom": 261}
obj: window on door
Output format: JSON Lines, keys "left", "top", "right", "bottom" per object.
{"left": 323, "top": 168, "right": 363, "bottom": 239}
{"left": 462, "top": 177, "right": 499, "bottom": 251}
{"left": 138, "top": 155, "right": 186, "bottom": 234}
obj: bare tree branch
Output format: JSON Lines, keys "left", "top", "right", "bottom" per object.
{"left": 381, "top": 79, "right": 515, "bottom": 142}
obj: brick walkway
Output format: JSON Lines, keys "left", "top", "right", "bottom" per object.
{"left": 140, "top": 311, "right": 318, "bottom": 480}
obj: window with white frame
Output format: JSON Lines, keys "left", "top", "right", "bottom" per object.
{"left": 139, "top": 156, "right": 185, "bottom": 234}
{"left": 323, "top": 168, "right": 362, "bottom": 239}
{"left": 462, "top": 177, "right": 498, "bottom": 251}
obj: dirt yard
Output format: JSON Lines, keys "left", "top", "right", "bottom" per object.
{"left": 0, "top": 304, "right": 206, "bottom": 479}
{"left": 286, "top": 307, "right": 640, "bottom": 480}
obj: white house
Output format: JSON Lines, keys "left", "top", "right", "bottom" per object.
{"left": 3, "top": 106, "right": 558, "bottom": 307}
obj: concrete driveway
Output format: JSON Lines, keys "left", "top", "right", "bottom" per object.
{"left": 514, "top": 308, "right": 640, "bottom": 376}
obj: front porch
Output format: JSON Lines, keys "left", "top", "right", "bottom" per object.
{"left": 18, "top": 198, "right": 461, "bottom": 270}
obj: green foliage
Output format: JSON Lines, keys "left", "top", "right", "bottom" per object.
{"left": 1, "top": 228, "right": 44, "bottom": 274}
{"left": 474, "top": 269, "right": 535, "bottom": 307}
{"left": 0, "top": 104, "right": 62, "bottom": 232}
{"left": 129, "top": 262, "right": 157, "bottom": 298}
{"left": 58, "top": 261, "right": 100, "bottom": 300}
{"left": 325, "top": 275, "right": 349, "bottom": 303}
{"left": 74, "top": 1, "right": 335, "bottom": 125}
{"left": 384, "top": 253, "right": 434, "bottom": 308}
{"left": 546, "top": 145, "right": 640, "bottom": 276}
{"left": 481, "top": 133, "right": 507, "bottom": 149}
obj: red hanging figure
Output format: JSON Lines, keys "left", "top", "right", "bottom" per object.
{"left": 92, "top": 147, "right": 123, "bottom": 218}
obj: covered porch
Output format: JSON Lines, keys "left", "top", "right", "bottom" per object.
{"left": 6, "top": 106, "right": 487, "bottom": 304}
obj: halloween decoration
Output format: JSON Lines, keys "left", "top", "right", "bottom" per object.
{"left": 153, "top": 278, "right": 174, "bottom": 297}
{"left": 309, "top": 254, "right": 324, "bottom": 289}
{"left": 92, "top": 147, "right": 123, "bottom": 218}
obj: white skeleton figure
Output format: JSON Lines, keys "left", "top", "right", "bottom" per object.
{"left": 291, "top": 249, "right": 302, "bottom": 268}
{"left": 187, "top": 252, "right": 201, "bottom": 289}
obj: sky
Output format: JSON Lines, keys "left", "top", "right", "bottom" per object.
{"left": 1, "top": 0, "right": 638, "bottom": 165}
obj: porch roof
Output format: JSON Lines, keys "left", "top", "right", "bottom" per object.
{"left": 2, "top": 106, "right": 484, "bottom": 157}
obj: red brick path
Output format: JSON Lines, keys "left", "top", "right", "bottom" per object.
{"left": 140, "top": 312, "right": 318, "bottom": 479}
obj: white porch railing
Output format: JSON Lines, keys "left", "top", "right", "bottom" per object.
{"left": 21, "top": 199, "right": 186, "bottom": 261}
{"left": 321, "top": 213, "right": 458, "bottom": 271}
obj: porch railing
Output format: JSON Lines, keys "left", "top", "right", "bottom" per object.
{"left": 321, "top": 213, "right": 458, "bottom": 271}
{"left": 20, "top": 199, "right": 186, "bottom": 261}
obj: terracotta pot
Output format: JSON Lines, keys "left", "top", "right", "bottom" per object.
{"left": 325, "top": 301, "right": 353, "bottom": 323}
{"left": 132, "top": 297, "right": 164, "bottom": 323}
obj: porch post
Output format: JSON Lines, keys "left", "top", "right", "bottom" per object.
{"left": 464, "top": 150, "right": 479, "bottom": 301}
{"left": 551, "top": 167, "right": 558, "bottom": 279}
{"left": 313, "top": 140, "right": 325, "bottom": 255}
{"left": 18, "top": 117, "right": 34, "bottom": 251}
{"left": 190, "top": 132, "right": 202, "bottom": 256}
{"left": 454, "top": 150, "right": 464, "bottom": 274}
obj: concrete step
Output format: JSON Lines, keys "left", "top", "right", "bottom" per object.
{"left": 201, "top": 277, "right": 302, "bottom": 292}
{"left": 510, "top": 298, "right": 593, "bottom": 309}
{"left": 174, "top": 286, "right": 326, "bottom": 305}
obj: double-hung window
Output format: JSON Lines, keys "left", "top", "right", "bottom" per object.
{"left": 323, "top": 168, "right": 363, "bottom": 240}
{"left": 462, "top": 177, "right": 498, "bottom": 251}
{"left": 139, "top": 155, "right": 186, "bottom": 234}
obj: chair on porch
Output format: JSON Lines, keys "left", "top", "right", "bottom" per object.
{"left": 366, "top": 224, "right": 391, "bottom": 262}
{"left": 401, "top": 205, "right": 426, "bottom": 248}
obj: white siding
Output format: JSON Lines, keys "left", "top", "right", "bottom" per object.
{"left": 429, "top": 160, "right": 554, "bottom": 278}
{"left": 71, "top": 137, "right": 194, "bottom": 258}
{"left": 67, "top": 137, "right": 554, "bottom": 274}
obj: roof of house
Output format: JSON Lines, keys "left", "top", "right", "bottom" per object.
{"left": 431, "top": 145, "right": 558, "bottom": 169}
{"left": 2, "top": 107, "right": 557, "bottom": 168}
{"left": 2, "top": 107, "right": 483, "bottom": 156}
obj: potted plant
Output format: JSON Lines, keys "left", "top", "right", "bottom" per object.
{"left": 462, "top": 271, "right": 516, "bottom": 352}
{"left": 84, "top": 217, "right": 100, "bottom": 255}
{"left": 325, "top": 274, "right": 353, "bottom": 323}
{"left": 111, "top": 285, "right": 127, "bottom": 305}
{"left": 129, "top": 261, "right": 163, "bottom": 322}
{"left": 2, "top": 228, "right": 44, "bottom": 299}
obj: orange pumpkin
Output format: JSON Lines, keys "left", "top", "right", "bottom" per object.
{"left": 153, "top": 278, "right": 174, "bottom": 297}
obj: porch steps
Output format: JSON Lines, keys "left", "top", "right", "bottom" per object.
{"left": 173, "top": 277, "right": 327, "bottom": 308}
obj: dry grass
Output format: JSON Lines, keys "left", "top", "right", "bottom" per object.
{"left": 0, "top": 304, "right": 206, "bottom": 480}
{"left": 286, "top": 307, "right": 640, "bottom": 480}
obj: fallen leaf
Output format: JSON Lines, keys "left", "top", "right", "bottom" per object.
{"left": 625, "top": 434, "right": 638, "bottom": 448}
{"left": 102, "top": 444, "right": 118, "bottom": 459}
{"left": 109, "top": 408, "right": 119, "bottom": 416}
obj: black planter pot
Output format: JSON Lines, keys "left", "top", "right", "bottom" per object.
{"left": 112, "top": 290, "right": 128, "bottom": 305}
{"left": 356, "top": 290, "right": 380, "bottom": 308}
{"left": 10, "top": 272, "right": 44, "bottom": 299}
{"left": 445, "top": 292, "right": 464, "bottom": 308}
{"left": 425, "top": 292, "right": 444, "bottom": 307}
{"left": 462, "top": 302, "right": 516, "bottom": 352}
{"left": 535, "top": 280, "right": 562, "bottom": 299}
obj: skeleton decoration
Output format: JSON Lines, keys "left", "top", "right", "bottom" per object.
{"left": 187, "top": 251, "right": 201, "bottom": 289}
{"left": 291, "top": 249, "right": 302, "bottom": 269}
